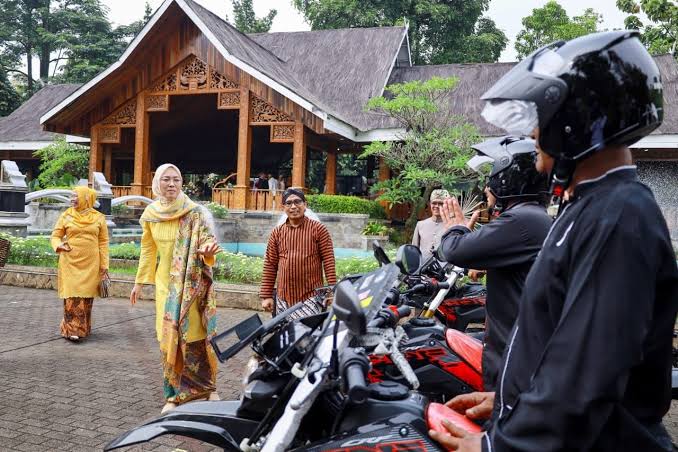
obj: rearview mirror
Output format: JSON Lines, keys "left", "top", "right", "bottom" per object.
{"left": 395, "top": 245, "right": 422, "bottom": 275}
{"left": 372, "top": 240, "right": 391, "bottom": 266}
{"left": 332, "top": 280, "right": 367, "bottom": 335}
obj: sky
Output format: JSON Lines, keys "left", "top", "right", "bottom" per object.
{"left": 102, "top": 0, "right": 647, "bottom": 63}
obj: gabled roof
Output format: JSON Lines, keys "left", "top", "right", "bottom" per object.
{"left": 0, "top": 84, "right": 81, "bottom": 144}
{"left": 250, "top": 26, "right": 409, "bottom": 131}
{"left": 39, "top": 0, "right": 409, "bottom": 139}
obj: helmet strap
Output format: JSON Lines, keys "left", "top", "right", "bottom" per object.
{"left": 549, "top": 158, "right": 576, "bottom": 215}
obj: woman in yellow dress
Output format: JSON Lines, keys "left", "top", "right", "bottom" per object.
{"left": 51, "top": 186, "right": 109, "bottom": 342}
{"left": 130, "top": 163, "right": 222, "bottom": 414}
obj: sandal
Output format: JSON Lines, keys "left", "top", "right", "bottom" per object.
{"left": 161, "top": 402, "right": 177, "bottom": 414}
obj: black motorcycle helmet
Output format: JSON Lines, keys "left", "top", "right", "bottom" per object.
{"left": 479, "top": 30, "right": 663, "bottom": 196}
{"left": 468, "top": 136, "right": 547, "bottom": 213}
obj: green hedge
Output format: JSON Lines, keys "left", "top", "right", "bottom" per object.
{"left": 2, "top": 235, "right": 391, "bottom": 285}
{"left": 306, "top": 194, "right": 386, "bottom": 219}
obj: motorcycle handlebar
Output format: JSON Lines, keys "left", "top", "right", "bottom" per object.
{"left": 367, "top": 305, "right": 412, "bottom": 329}
{"left": 344, "top": 362, "right": 369, "bottom": 404}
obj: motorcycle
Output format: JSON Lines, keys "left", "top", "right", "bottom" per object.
{"left": 373, "top": 241, "right": 487, "bottom": 334}
{"left": 365, "top": 245, "right": 485, "bottom": 401}
{"left": 105, "top": 253, "right": 478, "bottom": 451}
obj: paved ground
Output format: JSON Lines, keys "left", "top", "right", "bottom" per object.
{"left": 0, "top": 286, "right": 252, "bottom": 452}
{"left": 0, "top": 286, "right": 677, "bottom": 452}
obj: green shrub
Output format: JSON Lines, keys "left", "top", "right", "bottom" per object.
{"left": 306, "top": 194, "right": 386, "bottom": 219}
{"left": 205, "top": 202, "right": 229, "bottom": 219}
{"left": 215, "top": 252, "right": 263, "bottom": 284}
{"left": 362, "top": 221, "right": 390, "bottom": 236}
{"left": 109, "top": 242, "right": 140, "bottom": 260}
{"left": 112, "top": 204, "right": 131, "bottom": 216}
{"left": 0, "top": 233, "right": 57, "bottom": 267}
{"left": 388, "top": 227, "right": 410, "bottom": 247}
{"left": 34, "top": 137, "right": 88, "bottom": 188}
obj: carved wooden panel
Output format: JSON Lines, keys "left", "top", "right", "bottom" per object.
{"left": 99, "top": 126, "right": 121, "bottom": 144}
{"left": 102, "top": 99, "right": 136, "bottom": 126}
{"left": 270, "top": 123, "right": 295, "bottom": 143}
{"left": 179, "top": 56, "right": 208, "bottom": 91}
{"left": 211, "top": 70, "right": 238, "bottom": 90}
{"left": 146, "top": 94, "right": 169, "bottom": 111}
{"left": 217, "top": 90, "right": 240, "bottom": 110}
{"left": 153, "top": 72, "right": 177, "bottom": 92}
{"left": 250, "top": 95, "right": 293, "bottom": 123}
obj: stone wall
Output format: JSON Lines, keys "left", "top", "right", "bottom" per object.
{"left": 214, "top": 212, "right": 371, "bottom": 248}
{"left": 637, "top": 161, "right": 678, "bottom": 251}
{"left": 25, "top": 202, "right": 68, "bottom": 233}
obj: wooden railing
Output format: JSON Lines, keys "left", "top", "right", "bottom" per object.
{"left": 212, "top": 188, "right": 282, "bottom": 211}
{"left": 143, "top": 187, "right": 153, "bottom": 199}
{"left": 112, "top": 186, "right": 132, "bottom": 198}
{"left": 212, "top": 187, "right": 236, "bottom": 209}
{"left": 249, "top": 189, "right": 282, "bottom": 211}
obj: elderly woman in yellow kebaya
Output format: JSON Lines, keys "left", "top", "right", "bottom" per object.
{"left": 131, "top": 163, "right": 222, "bottom": 414}
{"left": 50, "top": 186, "right": 109, "bottom": 342}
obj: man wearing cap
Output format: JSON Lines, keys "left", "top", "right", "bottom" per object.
{"left": 412, "top": 189, "right": 451, "bottom": 260}
{"left": 260, "top": 188, "right": 337, "bottom": 319}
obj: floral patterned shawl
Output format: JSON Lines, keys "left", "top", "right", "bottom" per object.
{"left": 160, "top": 205, "right": 218, "bottom": 375}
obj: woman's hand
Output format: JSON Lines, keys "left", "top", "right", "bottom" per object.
{"left": 197, "top": 242, "right": 222, "bottom": 261}
{"left": 130, "top": 284, "right": 142, "bottom": 305}
{"left": 55, "top": 243, "right": 71, "bottom": 253}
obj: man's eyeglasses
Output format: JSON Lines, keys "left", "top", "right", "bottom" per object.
{"left": 283, "top": 199, "right": 305, "bottom": 207}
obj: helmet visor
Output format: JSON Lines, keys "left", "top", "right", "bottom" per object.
{"left": 481, "top": 100, "right": 539, "bottom": 136}
{"left": 466, "top": 155, "right": 495, "bottom": 174}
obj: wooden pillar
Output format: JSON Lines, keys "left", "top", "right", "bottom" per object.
{"left": 378, "top": 156, "right": 390, "bottom": 182}
{"left": 234, "top": 80, "right": 252, "bottom": 210}
{"left": 325, "top": 149, "right": 337, "bottom": 194}
{"left": 103, "top": 145, "right": 113, "bottom": 183}
{"left": 132, "top": 92, "right": 150, "bottom": 196}
{"left": 292, "top": 120, "right": 306, "bottom": 189}
{"left": 89, "top": 125, "right": 102, "bottom": 183}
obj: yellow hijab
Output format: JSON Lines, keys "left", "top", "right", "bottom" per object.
{"left": 140, "top": 164, "right": 197, "bottom": 223}
{"left": 64, "top": 186, "right": 100, "bottom": 227}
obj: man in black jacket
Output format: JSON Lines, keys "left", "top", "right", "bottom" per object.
{"left": 437, "top": 137, "right": 551, "bottom": 391}
{"left": 430, "top": 31, "right": 678, "bottom": 452}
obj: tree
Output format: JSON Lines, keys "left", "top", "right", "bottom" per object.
{"left": 0, "top": 0, "right": 149, "bottom": 92}
{"left": 515, "top": 1, "right": 602, "bottom": 59}
{"left": 291, "top": 0, "right": 507, "bottom": 65}
{"left": 617, "top": 0, "right": 677, "bottom": 56}
{"left": 361, "top": 77, "right": 480, "bottom": 232}
{"left": 0, "top": 68, "right": 21, "bottom": 117}
{"left": 230, "top": 0, "right": 277, "bottom": 34}
{"left": 34, "top": 137, "right": 89, "bottom": 188}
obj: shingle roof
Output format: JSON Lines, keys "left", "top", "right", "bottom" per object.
{"left": 184, "top": 0, "right": 333, "bottom": 116}
{"left": 0, "top": 84, "right": 81, "bottom": 142}
{"left": 386, "top": 55, "right": 678, "bottom": 136}
{"left": 250, "top": 26, "right": 408, "bottom": 131}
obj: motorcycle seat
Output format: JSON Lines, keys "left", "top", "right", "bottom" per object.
{"left": 445, "top": 329, "right": 483, "bottom": 375}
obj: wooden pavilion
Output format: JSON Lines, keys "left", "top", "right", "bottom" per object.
{"left": 39, "top": 0, "right": 408, "bottom": 210}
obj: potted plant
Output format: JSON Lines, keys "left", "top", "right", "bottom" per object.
{"left": 361, "top": 221, "right": 390, "bottom": 251}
